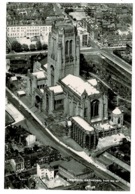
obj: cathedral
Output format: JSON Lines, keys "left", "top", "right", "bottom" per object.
{"left": 27, "top": 20, "right": 124, "bottom": 150}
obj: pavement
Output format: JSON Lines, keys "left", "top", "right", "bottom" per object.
{"left": 60, "top": 136, "right": 83, "bottom": 152}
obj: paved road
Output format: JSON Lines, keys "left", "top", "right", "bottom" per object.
{"left": 6, "top": 50, "right": 48, "bottom": 59}
{"left": 81, "top": 38, "right": 132, "bottom": 75}
{"left": 6, "top": 88, "right": 130, "bottom": 191}
{"left": 103, "top": 152, "right": 130, "bottom": 172}
{"left": 101, "top": 50, "right": 132, "bottom": 74}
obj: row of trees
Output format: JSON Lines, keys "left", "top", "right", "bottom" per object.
{"left": 11, "top": 40, "right": 48, "bottom": 52}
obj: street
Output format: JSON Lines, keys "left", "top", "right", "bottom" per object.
{"left": 81, "top": 37, "right": 132, "bottom": 75}
{"left": 101, "top": 50, "right": 132, "bottom": 73}
{"left": 6, "top": 50, "right": 48, "bottom": 60}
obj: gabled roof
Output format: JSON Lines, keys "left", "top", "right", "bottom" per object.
{"left": 61, "top": 74, "right": 99, "bottom": 97}
{"left": 112, "top": 107, "right": 122, "bottom": 115}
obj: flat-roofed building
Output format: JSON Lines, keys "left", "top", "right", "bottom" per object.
{"left": 37, "top": 163, "right": 54, "bottom": 180}
{"left": 68, "top": 116, "right": 97, "bottom": 149}
{"left": 77, "top": 26, "right": 89, "bottom": 47}
{"left": 59, "top": 159, "right": 94, "bottom": 180}
{"left": 6, "top": 25, "right": 52, "bottom": 44}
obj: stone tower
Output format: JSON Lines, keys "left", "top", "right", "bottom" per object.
{"left": 47, "top": 20, "right": 80, "bottom": 86}
{"left": 111, "top": 107, "right": 123, "bottom": 127}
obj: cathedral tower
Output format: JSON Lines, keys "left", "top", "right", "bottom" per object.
{"left": 47, "top": 20, "right": 80, "bottom": 86}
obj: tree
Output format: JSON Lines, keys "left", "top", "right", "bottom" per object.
{"left": 30, "top": 44, "right": 36, "bottom": 51}
{"left": 36, "top": 40, "right": 42, "bottom": 50}
{"left": 28, "top": 178, "right": 36, "bottom": 189}
{"left": 11, "top": 41, "right": 22, "bottom": 52}
{"left": 65, "top": 8, "right": 74, "bottom": 14}
{"left": 42, "top": 43, "right": 48, "bottom": 50}
{"left": 33, "top": 144, "right": 39, "bottom": 152}
{"left": 22, "top": 44, "right": 29, "bottom": 51}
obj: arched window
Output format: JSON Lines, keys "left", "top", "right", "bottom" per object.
{"left": 118, "top": 117, "right": 121, "bottom": 124}
{"left": 69, "top": 40, "right": 72, "bottom": 55}
{"left": 65, "top": 40, "right": 69, "bottom": 55}
{"left": 85, "top": 135, "right": 90, "bottom": 148}
{"left": 50, "top": 65, "right": 54, "bottom": 86}
{"left": 35, "top": 95, "right": 41, "bottom": 103}
{"left": 46, "top": 93, "right": 49, "bottom": 110}
{"left": 91, "top": 100, "right": 99, "bottom": 118}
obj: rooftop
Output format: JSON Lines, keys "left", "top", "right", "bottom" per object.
{"left": 49, "top": 85, "right": 63, "bottom": 94}
{"left": 32, "top": 71, "right": 46, "bottom": 80}
{"left": 50, "top": 160, "right": 63, "bottom": 167}
{"left": 72, "top": 116, "right": 94, "bottom": 132}
{"left": 112, "top": 107, "right": 122, "bottom": 115}
{"left": 61, "top": 74, "right": 99, "bottom": 97}
{"left": 87, "top": 79, "right": 98, "bottom": 87}
{"left": 37, "top": 163, "right": 50, "bottom": 169}
{"left": 5, "top": 111, "right": 15, "bottom": 126}
{"left": 7, "top": 24, "right": 52, "bottom": 27}
{"left": 52, "top": 20, "right": 74, "bottom": 33}
{"left": 6, "top": 102, "right": 25, "bottom": 124}
{"left": 60, "top": 159, "right": 93, "bottom": 176}
{"left": 43, "top": 63, "right": 48, "bottom": 70}
{"left": 10, "top": 76, "right": 17, "bottom": 82}
{"left": 17, "top": 90, "right": 26, "bottom": 96}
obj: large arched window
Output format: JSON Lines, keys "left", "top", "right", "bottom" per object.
{"left": 85, "top": 135, "right": 90, "bottom": 148}
{"left": 46, "top": 93, "right": 49, "bottom": 111}
{"left": 69, "top": 40, "right": 72, "bottom": 55}
{"left": 35, "top": 95, "right": 42, "bottom": 108}
{"left": 50, "top": 65, "right": 54, "bottom": 86}
{"left": 91, "top": 99, "right": 99, "bottom": 118}
{"left": 65, "top": 40, "right": 69, "bottom": 55}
